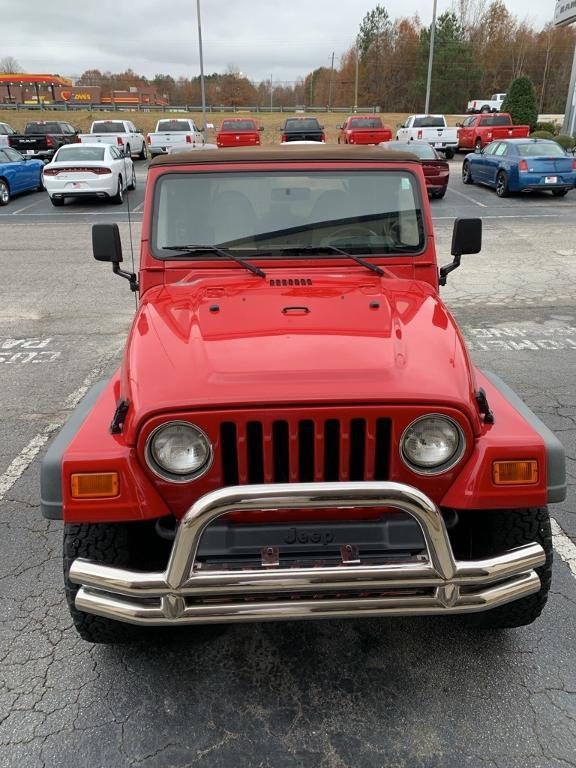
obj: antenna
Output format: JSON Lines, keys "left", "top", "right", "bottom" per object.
{"left": 122, "top": 152, "right": 138, "bottom": 310}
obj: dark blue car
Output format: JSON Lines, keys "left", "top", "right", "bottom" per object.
{"left": 0, "top": 147, "right": 45, "bottom": 206}
{"left": 462, "top": 139, "right": 576, "bottom": 198}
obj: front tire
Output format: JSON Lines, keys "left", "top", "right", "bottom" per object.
{"left": 0, "top": 179, "right": 10, "bottom": 206}
{"left": 462, "top": 160, "right": 473, "bottom": 184}
{"left": 463, "top": 507, "right": 552, "bottom": 629}
{"left": 432, "top": 188, "right": 446, "bottom": 199}
{"left": 64, "top": 523, "right": 142, "bottom": 643}
{"left": 496, "top": 170, "right": 510, "bottom": 197}
{"left": 127, "top": 167, "right": 136, "bottom": 191}
{"left": 138, "top": 142, "right": 147, "bottom": 160}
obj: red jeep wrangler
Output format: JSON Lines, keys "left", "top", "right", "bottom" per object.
{"left": 41, "top": 146, "right": 565, "bottom": 643}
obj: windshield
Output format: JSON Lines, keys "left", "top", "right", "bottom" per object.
{"left": 25, "top": 123, "right": 63, "bottom": 134}
{"left": 479, "top": 115, "right": 511, "bottom": 126}
{"left": 92, "top": 122, "right": 126, "bottom": 133}
{"left": 284, "top": 119, "right": 321, "bottom": 131}
{"left": 413, "top": 117, "right": 445, "bottom": 128}
{"left": 55, "top": 146, "right": 106, "bottom": 162}
{"left": 153, "top": 171, "right": 424, "bottom": 258}
{"left": 517, "top": 142, "right": 567, "bottom": 157}
{"left": 349, "top": 118, "right": 383, "bottom": 128}
{"left": 157, "top": 120, "right": 191, "bottom": 131}
{"left": 221, "top": 120, "right": 257, "bottom": 131}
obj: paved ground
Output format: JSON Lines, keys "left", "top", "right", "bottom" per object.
{"left": 0, "top": 158, "right": 575, "bottom": 768}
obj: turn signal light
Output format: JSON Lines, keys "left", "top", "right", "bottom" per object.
{"left": 71, "top": 472, "right": 119, "bottom": 498}
{"left": 492, "top": 460, "right": 538, "bottom": 485}
{"left": 518, "top": 159, "right": 528, "bottom": 172}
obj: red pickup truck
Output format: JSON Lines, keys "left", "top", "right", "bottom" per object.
{"left": 41, "top": 146, "right": 564, "bottom": 644}
{"left": 337, "top": 116, "right": 392, "bottom": 145}
{"left": 458, "top": 114, "right": 531, "bottom": 151}
{"left": 216, "top": 118, "right": 263, "bottom": 148}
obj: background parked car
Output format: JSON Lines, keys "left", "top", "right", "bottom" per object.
{"left": 78, "top": 121, "right": 147, "bottom": 160}
{"left": 396, "top": 115, "right": 458, "bottom": 159}
{"left": 146, "top": 119, "right": 204, "bottom": 157}
{"left": 337, "top": 116, "right": 392, "bottom": 145}
{"left": 280, "top": 118, "right": 325, "bottom": 143}
{"left": 7, "top": 121, "right": 80, "bottom": 161}
{"left": 457, "top": 114, "right": 531, "bottom": 151}
{"left": 216, "top": 118, "right": 263, "bottom": 147}
{"left": 0, "top": 122, "right": 16, "bottom": 147}
{"left": 379, "top": 140, "right": 450, "bottom": 198}
{"left": 42, "top": 143, "right": 135, "bottom": 206}
{"left": 462, "top": 138, "right": 576, "bottom": 198}
{"left": 0, "top": 147, "right": 45, "bottom": 205}
{"left": 467, "top": 93, "right": 506, "bottom": 113}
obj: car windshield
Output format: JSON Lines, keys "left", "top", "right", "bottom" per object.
{"left": 516, "top": 142, "right": 567, "bottom": 157}
{"left": 25, "top": 123, "right": 63, "bottom": 134}
{"left": 349, "top": 118, "right": 382, "bottom": 128}
{"left": 284, "top": 120, "right": 320, "bottom": 130}
{"left": 55, "top": 147, "right": 106, "bottom": 162}
{"left": 157, "top": 120, "right": 191, "bottom": 131}
{"left": 153, "top": 171, "right": 424, "bottom": 258}
{"left": 92, "top": 122, "right": 126, "bottom": 133}
{"left": 479, "top": 116, "right": 511, "bottom": 126}
{"left": 413, "top": 117, "right": 445, "bottom": 128}
{"left": 221, "top": 121, "right": 256, "bottom": 131}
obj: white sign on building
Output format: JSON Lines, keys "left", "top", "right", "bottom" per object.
{"left": 556, "top": 1, "right": 576, "bottom": 134}
{"left": 555, "top": 0, "right": 576, "bottom": 27}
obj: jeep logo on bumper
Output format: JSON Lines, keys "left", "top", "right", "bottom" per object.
{"left": 284, "top": 528, "right": 335, "bottom": 545}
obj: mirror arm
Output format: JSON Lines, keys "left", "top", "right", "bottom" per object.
{"left": 438, "top": 253, "right": 461, "bottom": 286}
{"left": 112, "top": 262, "right": 139, "bottom": 292}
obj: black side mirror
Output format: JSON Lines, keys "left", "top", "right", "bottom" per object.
{"left": 92, "top": 223, "right": 139, "bottom": 291}
{"left": 259, "top": 126, "right": 264, "bottom": 131}
{"left": 336, "top": 124, "right": 342, "bottom": 130}
{"left": 439, "top": 218, "right": 482, "bottom": 286}
{"left": 474, "top": 145, "right": 483, "bottom": 154}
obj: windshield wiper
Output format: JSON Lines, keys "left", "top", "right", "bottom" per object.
{"left": 278, "top": 246, "right": 385, "bottom": 276}
{"left": 162, "top": 245, "right": 266, "bottom": 278}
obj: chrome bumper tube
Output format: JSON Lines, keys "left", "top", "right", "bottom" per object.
{"left": 70, "top": 482, "right": 546, "bottom": 626}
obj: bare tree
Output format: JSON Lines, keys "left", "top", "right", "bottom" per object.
{"left": 0, "top": 56, "right": 23, "bottom": 74}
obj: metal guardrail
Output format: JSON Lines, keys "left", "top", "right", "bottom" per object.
{"left": 0, "top": 103, "right": 380, "bottom": 114}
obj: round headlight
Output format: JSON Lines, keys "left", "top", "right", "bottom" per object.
{"left": 147, "top": 422, "right": 212, "bottom": 481}
{"left": 400, "top": 415, "right": 465, "bottom": 475}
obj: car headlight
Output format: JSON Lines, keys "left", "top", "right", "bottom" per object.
{"left": 146, "top": 421, "right": 212, "bottom": 482}
{"left": 400, "top": 415, "right": 465, "bottom": 475}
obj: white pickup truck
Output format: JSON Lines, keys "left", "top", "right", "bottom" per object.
{"left": 395, "top": 115, "right": 458, "bottom": 158}
{"left": 146, "top": 119, "right": 204, "bottom": 157}
{"left": 0, "top": 122, "right": 15, "bottom": 147}
{"left": 466, "top": 93, "right": 506, "bottom": 114}
{"left": 78, "top": 120, "right": 147, "bottom": 160}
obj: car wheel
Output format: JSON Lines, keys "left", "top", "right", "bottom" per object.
{"left": 462, "top": 161, "right": 474, "bottom": 184}
{"left": 552, "top": 189, "right": 569, "bottom": 197}
{"left": 128, "top": 167, "right": 136, "bottom": 191}
{"left": 125, "top": 145, "right": 131, "bottom": 158}
{"left": 50, "top": 196, "right": 64, "bottom": 206}
{"left": 496, "top": 170, "right": 510, "bottom": 197}
{"left": 461, "top": 507, "right": 552, "bottom": 629}
{"left": 139, "top": 142, "right": 147, "bottom": 160}
{"left": 444, "top": 148, "right": 455, "bottom": 160}
{"left": 111, "top": 176, "right": 124, "bottom": 205}
{"left": 480, "top": 105, "right": 490, "bottom": 113}
{"left": 0, "top": 179, "right": 10, "bottom": 206}
{"left": 37, "top": 174, "right": 45, "bottom": 192}
{"left": 432, "top": 189, "right": 446, "bottom": 199}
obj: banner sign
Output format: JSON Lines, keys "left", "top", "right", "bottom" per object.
{"left": 555, "top": 0, "right": 576, "bottom": 27}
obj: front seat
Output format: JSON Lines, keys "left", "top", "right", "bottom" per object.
{"left": 213, "top": 191, "right": 257, "bottom": 246}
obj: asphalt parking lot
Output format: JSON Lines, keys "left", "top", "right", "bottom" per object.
{"left": 0, "top": 156, "right": 575, "bottom": 768}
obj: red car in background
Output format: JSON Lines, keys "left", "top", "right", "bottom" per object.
{"left": 379, "top": 140, "right": 450, "bottom": 198}
{"left": 216, "top": 118, "right": 263, "bottom": 148}
{"left": 337, "top": 116, "right": 392, "bottom": 145}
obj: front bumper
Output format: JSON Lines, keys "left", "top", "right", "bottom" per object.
{"left": 70, "top": 482, "right": 545, "bottom": 626}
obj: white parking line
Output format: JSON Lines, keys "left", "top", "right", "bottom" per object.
{"left": 0, "top": 365, "right": 104, "bottom": 503}
{"left": 12, "top": 200, "right": 46, "bottom": 215}
{"left": 0, "top": 210, "right": 143, "bottom": 217}
{"left": 551, "top": 518, "right": 576, "bottom": 580}
{"left": 131, "top": 201, "right": 145, "bottom": 212}
{"left": 447, "top": 187, "right": 488, "bottom": 208}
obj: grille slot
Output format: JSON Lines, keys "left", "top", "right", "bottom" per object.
{"left": 219, "top": 416, "right": 390, "bottom": 485}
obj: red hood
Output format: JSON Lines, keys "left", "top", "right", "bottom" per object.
{"left": 121, "top": 271, "right": 479, "bottom": 439}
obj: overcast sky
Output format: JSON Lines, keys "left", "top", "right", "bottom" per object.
{"left": 4, "top": 0, "right": 559, "bottom": 84}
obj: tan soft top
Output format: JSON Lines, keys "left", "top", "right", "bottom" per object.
{"left": 150, "top": 145, "right": 420, "bottom": 166}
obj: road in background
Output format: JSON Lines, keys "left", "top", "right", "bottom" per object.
{"left": 0, "top": 160, "right": 575, "bottom": 768}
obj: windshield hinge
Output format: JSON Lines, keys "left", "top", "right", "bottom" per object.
{"left": 110, "top": 399, "right": 130, "bottom": 434}
{"left": 475, "top": 388, "right": 495, "bottom": 424}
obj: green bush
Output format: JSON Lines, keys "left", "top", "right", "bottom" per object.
{"left": 533, "top": 121, "right": 558, "bottom": 135}
{"left": 501, "top": 77, "right": 538, "bottom": 130}
{"left": 529, "top": 130, "right": 555, "bottom": 140}
{"left": 554, "top": 134, "right": 576, "bottom": 151}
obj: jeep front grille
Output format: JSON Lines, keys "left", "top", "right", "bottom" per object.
{"left": 220, "top": 417, "right": 391, "bottom": 485}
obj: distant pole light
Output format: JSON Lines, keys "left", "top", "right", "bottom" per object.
{"left": 196, "top": 0, "right": 207, "bottom": 131}
{"left": 424, "top": 0, "right": 438, "bottom": 114}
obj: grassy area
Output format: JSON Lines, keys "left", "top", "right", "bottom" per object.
{"left": 0, "top": 109, "right": 467, "bottom": 146}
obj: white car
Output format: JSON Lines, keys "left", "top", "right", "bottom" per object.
{"left": 77, "top": 120, "right": 147, "bottom": 160}
{"left": 467, "top": 93, "right": 506, "bottom": 114}
{"left": 147, "top": 119, "right": 205, "bottom": 157}
{"left": 42, "top": 143, "right": 135, "bottom": 206}
{"left": 0, "top": 122, "right": 15, "bottom": 147}
{"left": 395, "top": 115, "right": 458, "bottom": 158}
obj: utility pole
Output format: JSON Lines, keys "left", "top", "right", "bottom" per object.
{"left": 196, "top": 0, "right": 207, "bottom": 130}
{"left": 270, "top": 74, "right": 273, "bottom": 111}
{"left": 424, "top": 0, "right": 438, "bottom": 114}
{"left": 309, "top": 72, "right": 314, "bottom": 107}
{"left": 354, "top": 46, "right": 359, "bottom": 112}
{"left": 328, "top": 51, "right": 335, "bottom": 111}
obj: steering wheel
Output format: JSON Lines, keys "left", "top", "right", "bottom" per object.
{"left": 324, "top": 224, "right": 380, "bottom": 243}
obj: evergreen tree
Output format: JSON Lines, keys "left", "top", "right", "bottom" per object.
{"left": 501, "top": 76, "right": 538, "bottom": 129}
